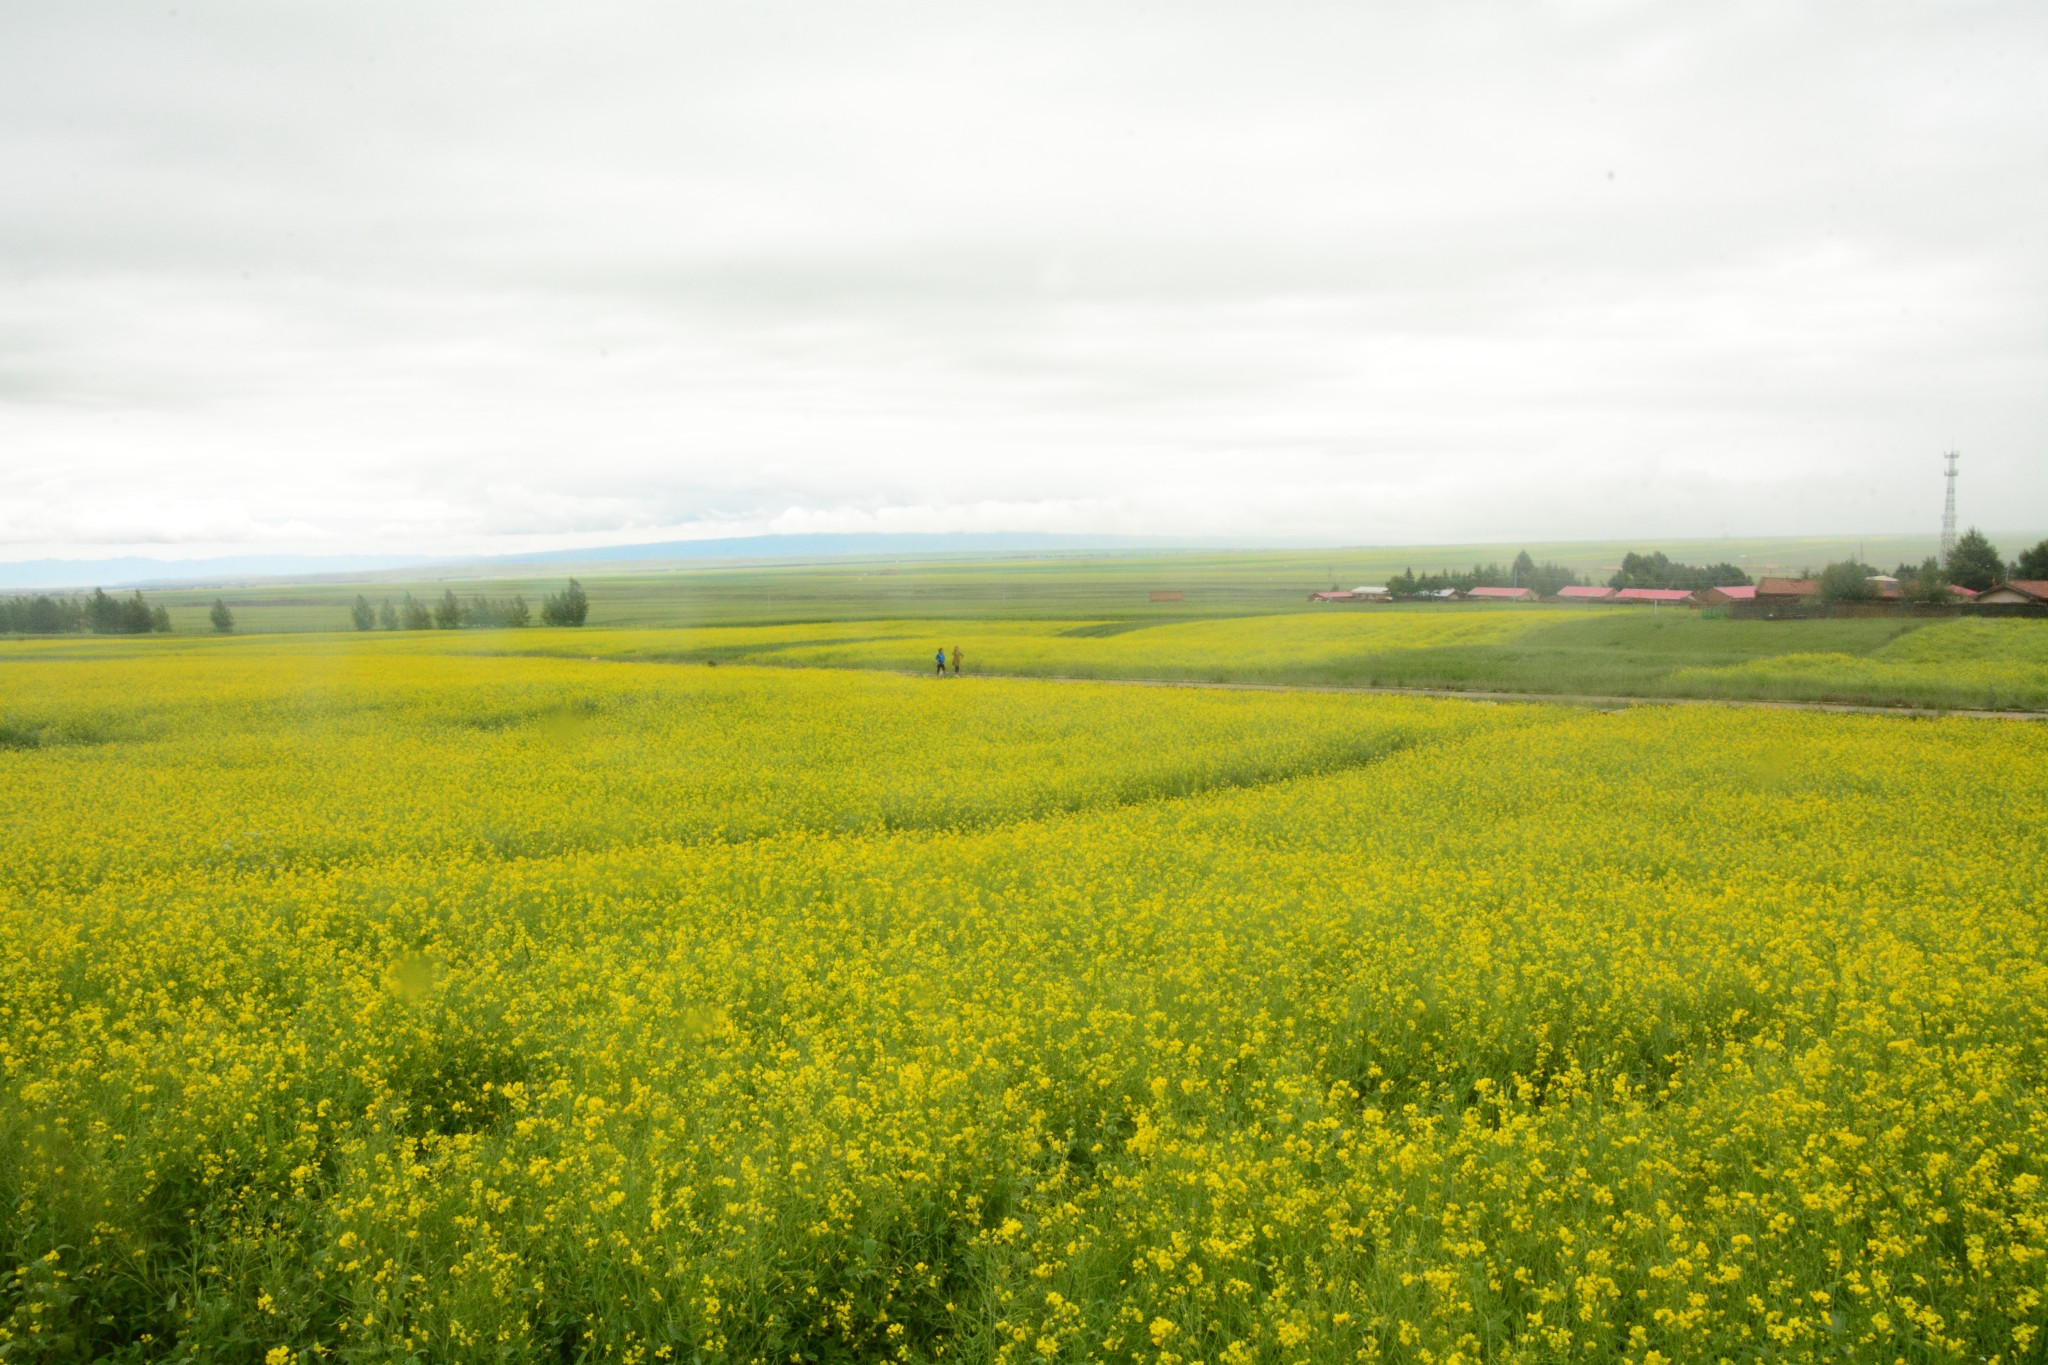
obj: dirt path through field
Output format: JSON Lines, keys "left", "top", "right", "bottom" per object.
{"left": 563, "top": 652, "right": 2048, "bottom": 720}
{"left": 943, "top": 672, "right": 2048, "bottom": 720}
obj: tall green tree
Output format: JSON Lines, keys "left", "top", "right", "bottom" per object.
{"left": 2013, "top": 539, "right": 2048, "bottom": 580}
{"left": 350, "top": 595, "right": 376, "bottom": 631}
{"left": 1518, "top": 557, "right": 1583, "bottom": 597}
{"left": 208, "top": 598, "right": 235, "bottom": 633}
{"left": 400, "top": 593, "right": 432, "bottom": 630}
{"left": 1816, "top": 561, "right": 1878, "bottom": 602}
{"left": 1899, "top": 556, "right": 1949, "bottom": 604}
{"left": 379, "top": 599, "right": 399, "bottom": 631}
{"left": 86, "top": 588, "right": 123, "bottom": 634}
{"left": 541, "top": 579, "right": 590, "bottom": 627}
{"left": 1943, "top": 527, "right": 2004, "bottom": 592}
{"left": 119, "top": 592, "right": 155, "bottom": 633}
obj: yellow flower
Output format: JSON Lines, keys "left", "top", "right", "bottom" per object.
{"left": 4, "top": 628, "right": 2044, "bottom": 1360}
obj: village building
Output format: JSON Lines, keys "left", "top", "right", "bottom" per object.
{"left": 1974, "top": 580, "right": 2048, "bottom": 605}
{"left": 1695, "top": 584, "right": 1757, "bottom": 606}
{"left": 1554, "top": 585, "right": 1616, "bottom": 602}
{"left": 1613, "top": 588, "right": 1694, "bottom": 605}
{"left": 1755, "top": 577, "right": 1819, "bottom": 602}
{"left": 1466, "top": 585, "right": 1535, "bottom": 601}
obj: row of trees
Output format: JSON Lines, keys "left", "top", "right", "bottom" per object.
{"left": 2, "top": 589, "right": 174, "bottom": 635}
{"left": 348, "top": 580, "right": 589, "bottom": 631}
{"left": 1380, "top": 533, "right": 2048, "bottom": 604}
{"left": 0, "top": 591, "right": 238, "bottom": 634}
{"left": 1606, "top": 552, "right": 1751, "bottom": 591}
{"left": 1816, "top": 558, "right": 1943, "bottom": 603}
{"left": 1387, "top": 548, "right": 1758, "bottom": 598}
{"left": 1395, "top": 536, "right": 2046, "bottom": 602}
{"left": 1417, "top": 533, "right": 2046, "bottom": 604}
{"left": 350, "top": 591, "right": 529, "bottom": 630}
{"left": 1924, "top": 528, "right": 2047, "bottom": 593}
{"left": 350, "top": 592, "right": 529, "bottom": 631}
{"left": 1386, "top": 551, "right": 1586, "bottom": 598}
{"left": 1809, "top": 528, "right": 2048, "bottom": 602}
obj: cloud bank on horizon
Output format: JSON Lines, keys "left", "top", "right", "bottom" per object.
{"left": 2, "top": 2, "right": 2043, "bottom": 561}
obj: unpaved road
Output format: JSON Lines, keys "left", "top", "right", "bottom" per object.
{"left": 570, "top": 652, "right": 2047, "bottom": 720}
{"left": 940, "top": 671, "right": 2048, "bottom": 721}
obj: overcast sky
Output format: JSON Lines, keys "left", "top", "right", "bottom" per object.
{"left": 3, "top": 2, "right": 2043, "bottom": 561}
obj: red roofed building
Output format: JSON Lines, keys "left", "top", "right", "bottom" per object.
{"left": 1756, "top": 577, "right": 1819, "bottom": 602}
{"left": 1695, "top": 584, "right": 1757, "bottom": 606}
{"left": 1974, "top": 580, "right": 2048, "bottom": 605}
{"left": 1614, "top": 588, "right": 1695, "bottom": 604}
{"left": 1466, "top": 586, "right": 1536, "bottom": 601}
{"left": 1554, "top": 585, "right": 1616, "bottom": 601}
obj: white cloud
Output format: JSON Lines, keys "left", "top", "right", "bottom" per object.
{"left": 2, "top": 1, "right": 2044, "bottom": 560}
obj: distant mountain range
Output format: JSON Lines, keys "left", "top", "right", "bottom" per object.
{"left": 0, "top": 533, "right": 1181, "bottom": 590}
{"left": 0, "top": 553, "right": 432, "bottom": 591}
{"left": 499, "top": 532, "right": 1176, "bottom": 565}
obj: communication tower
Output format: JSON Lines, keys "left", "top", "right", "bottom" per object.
{"left": 1940, "top": 451, "right": 1959, "bottom": 560}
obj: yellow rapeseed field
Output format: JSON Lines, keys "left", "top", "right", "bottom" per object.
{"left": 705, "top": 612, "right": 1575, "bottom": 679}
{"left": 2, "top": 634, "right": 2045, "bottom": 1363}
{"left": 404, "top": 610, "right": 1582, "bottom": 683}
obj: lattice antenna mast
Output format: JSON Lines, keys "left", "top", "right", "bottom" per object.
{"left": 1940, "top": 451, "right": 1959, "bottom": 560}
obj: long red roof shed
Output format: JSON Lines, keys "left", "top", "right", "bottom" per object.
{"left": 1975, "top": 580, "right": 2048, "bottom": 604}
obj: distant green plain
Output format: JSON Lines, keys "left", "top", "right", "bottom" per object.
{"left": 9, "top": 536, "right": 2046, "bottom": 712}
{"left": 88, "top": 531, "right": 2025, "bottom": 634}
{"left": 10, "top": 608, "right": 2044, "bottom": 713}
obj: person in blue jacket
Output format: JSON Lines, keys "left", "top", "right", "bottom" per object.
{"left": 935, "top": 647, "right": 947, "bottom": 676}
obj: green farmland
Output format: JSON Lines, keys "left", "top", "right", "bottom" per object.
{"left": 52, "top": 532, "right": 2018, "bottom": 636}
{"left": 7, "top": 537, "right": 2046, "bottom": 712}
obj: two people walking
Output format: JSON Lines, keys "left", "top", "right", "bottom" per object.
{"left": 935, "top": 646, "right": 961, "bottom": 676}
